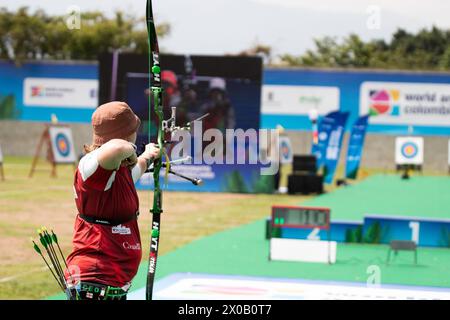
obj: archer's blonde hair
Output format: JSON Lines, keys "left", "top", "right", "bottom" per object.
{"left": 83, "top": 144, "right": 100, "bottom": 154}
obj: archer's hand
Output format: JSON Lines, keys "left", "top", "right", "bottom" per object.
{"left": 142, "top": 143, "right": 161, "bottom": 162}
{"left": 137, "top": 143, "right": 160, "bottom": 172}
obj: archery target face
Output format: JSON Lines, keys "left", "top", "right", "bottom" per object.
{"left": 395, "top": 137, "right": 423, "bottom": 165}
{"left": 279, "top": 136, "right": 293, "bottom": 164}
{"left": 56, "top": 133, "right": 70, "bottom": 157}
{"left": 401, "top": 142, "right": 418, "bottom": 159}
{"left": 49, "top": 127, "right": 76, "bottom": 163}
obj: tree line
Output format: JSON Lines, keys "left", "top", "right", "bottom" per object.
{"left": 278, "top": 27, "right": 450, "bottom": 71}
{"left": 0, "top": 7, "right": 169, "bottom": 64}
{"left": 1, "top": 7, "right": 449, "bottom": 71}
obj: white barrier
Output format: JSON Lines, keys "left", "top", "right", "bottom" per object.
{"left": 270, "top": 238, "right": 337, "bottom": 264}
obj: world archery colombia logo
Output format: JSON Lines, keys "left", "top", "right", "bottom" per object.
{"left": 401, "top": 142, "right": 418, "bottom": 159}
{"left": 31, "top": 86, "right": 44, "bottom": 97}
{"left": 55, "top": 133, "right": 71, "bottom": 157}
{"left": 368, "top": 89, "right": 400, "bottom": 117}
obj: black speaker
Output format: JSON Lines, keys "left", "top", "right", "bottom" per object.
{"left": 293, "top": 155, "right": 317, "bottom": 174}
{"left": 288, "top": 174, "right": 323, "bottom": 195}
{"left": 288, "top": 175, "right": 305, "bottom": 194}
{"left": 305, "top": 174, "right": 323, "bottom": 194}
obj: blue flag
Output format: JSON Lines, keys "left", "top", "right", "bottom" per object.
{"left": 345, "top": 115, "right": 369, "bottom": 179}
{"left": 311, "top": 111, "right": 342, "bottom": 170}
{"left": 323, "top": 111, "right": 350, "bottom": 184}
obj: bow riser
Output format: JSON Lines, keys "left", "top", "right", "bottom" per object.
{"left": 146, "top": 0, "right": 163, "bottom": 300}
{"left": 145, "top": 0, "right": 205, "bottom": 300}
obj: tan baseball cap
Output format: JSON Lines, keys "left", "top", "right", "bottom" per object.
{"left": 92, "top": 101, "right": 141, "bottom": 145}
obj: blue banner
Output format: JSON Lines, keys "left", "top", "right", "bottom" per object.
{"left": 311, "top": 111, "right": 342, "bottom": 169}
{"left": 323, "top": 111, "right": 349, "bottom": 184}
{"left": 136, "top": 162, "right": 272, "bottom": 193}
{"left": 280, "top": 220, "right": 363, "bottom": 243}
{"left": 363, "top": 215, "right": 450, "bottom": 248}
{"left": 262, "top": 68, "right": 450, "bottom": 136}
{"left": 0, "top": 60, "right": 98, "bottom": 123}
{"left": 345, "top": 115, "right": 369, "bottom": 179}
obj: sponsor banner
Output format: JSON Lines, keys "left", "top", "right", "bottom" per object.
{"left": 262, "top": 85, "right": 339, "bottom": 115}
{"left": 319, "top": 112, "right": 349, "bottom": 183}
{"left": 281, "top": 221, "right": 363, "bottom": 243}
{"left": 395, "top": 137, "right": 424, "bottom": 165}
{"left": 137, "top": 162, "right": 271, "bottom": 193}
{"left": 363, "top": 215, "right": 450, "bottom": 247}
{"left": 345, "top": 115, "right": 369, "bottom": 179}
{"left": 360, "top": 81, "right": 450, "bottom": 126}
{"left": 262, "top": 68, "right": 450, "bottom": 135}
{"left": 49, "top": 127, "right": 77, "bottom": 163}
{"left": 23, "top": 77, "right": 98, "bottom": 108}
{"left": 323, "top": 112, "right": 350, "bottom": 184}
{"left": 279, "top": 136, "right": 293, "bottom": 164}
{"left": 311, "top": 111, "right": 342, "bottom": 169}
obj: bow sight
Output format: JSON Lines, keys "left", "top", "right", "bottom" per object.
{"left": 162, "top": 106, "right": 209, "bottom": 141}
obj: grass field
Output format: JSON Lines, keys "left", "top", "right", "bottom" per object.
{"left": 2, "top": 156, "right": 448, "bottom": 299}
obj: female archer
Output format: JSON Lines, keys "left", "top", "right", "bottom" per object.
{"left": 65, "top": 101, "right": 159, "bottom": 300}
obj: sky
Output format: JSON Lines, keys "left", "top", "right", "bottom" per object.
{"left": 2, "top": 0, "right": 449, "bottom": 57}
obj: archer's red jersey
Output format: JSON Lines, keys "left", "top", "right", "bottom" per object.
{"left": 65, "top": 150, "right": 142, "bottom": 289}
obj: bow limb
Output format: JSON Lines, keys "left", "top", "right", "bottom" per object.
{"left": 146, "top": 0, "right": 162, "bottom": 300}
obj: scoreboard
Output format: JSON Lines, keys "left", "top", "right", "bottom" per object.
{"left": 270, "top": 205, "right": 335, "bottom": 264}
{"left": 271, "top": 206, "right": 330, "bottom": 230}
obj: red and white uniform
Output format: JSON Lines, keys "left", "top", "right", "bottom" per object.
{"left": 65, "top": 149, "right": 144, "bottom": 289}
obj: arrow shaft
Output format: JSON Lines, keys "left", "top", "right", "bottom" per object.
{"left": 39, "top": 251, "right": 65, "bottom": 291}
{"left": 45, "top": 233, "right": 66, "bottom": 287}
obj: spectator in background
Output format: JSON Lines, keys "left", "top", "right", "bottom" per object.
{"left": 161, "top": 70, "right": 181, "bottom": 112}
{"left": 201, "top": 78, "right": 235, "bottom": 132}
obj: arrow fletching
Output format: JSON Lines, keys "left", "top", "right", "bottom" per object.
{"left": 31, "top": 239, "right": 42, "bottom": 255}
{"left": 38, "top": 232, "right": 47, "bottom": 248}
{"left": 45, "top": 232, "right": 52, "bottom": 245}
{"left": 51, "top": 230, "right": 58, "bottom": 244}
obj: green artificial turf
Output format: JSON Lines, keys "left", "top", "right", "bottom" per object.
{"left": 48, "top": 174, "right": 450, "bottom": 299}
{"left": 303, "top": 174, "right": 450, "bottom": 221}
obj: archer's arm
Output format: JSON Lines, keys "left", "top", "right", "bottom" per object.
{"left": 97, "top": 139, "right": 137, "bottom": 171}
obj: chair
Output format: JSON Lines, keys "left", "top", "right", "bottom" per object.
{"left": 386, "top": 240, "right": 417, "bottom": 265}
